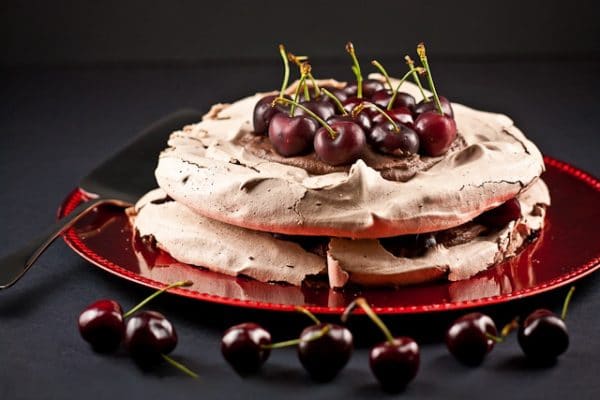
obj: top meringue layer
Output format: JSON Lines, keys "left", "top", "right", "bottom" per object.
{"left": 154, "top": 75, "right": 545, "bottom": 239}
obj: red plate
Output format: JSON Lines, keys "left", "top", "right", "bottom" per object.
{"left": 59, "top": 157, "right": 600, "bottom": 314}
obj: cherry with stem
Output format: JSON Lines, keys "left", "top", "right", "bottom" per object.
{"left": 342, "top": 298, "right": 419, "bottom": 392}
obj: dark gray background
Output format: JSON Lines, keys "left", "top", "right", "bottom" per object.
{"left": 1, "top": 1, "right": 600, "bottom": 399}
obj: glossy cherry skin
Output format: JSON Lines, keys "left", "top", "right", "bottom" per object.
{"left": 413, "top": 96, "right": 454, "bottom": 117}
{"left": 221, "top": 323, "right": 272, "bottom": 375}
{"left": 414, "top": 111, "right": 457, "bottom": 156}
{"left": 371, "top": 90, "right": 416, "bottom": 110}
{"left": 518, "top": 309, "right": 569, "bottom": 364}
{"left": 78, "top": 299, "right": 125, "bottom": 352}
{"left": 477, "top": 198, "right": 522, "bottom": 228}
{"left": 253, "top": 95, "right": 288, "bottom": 134}
{"left": 313, "top": 121, "right": 366, "bottom": 166}
{"left": 125, "top": 310, "right": 177, "bottom": 362}
{"left": 294, "top": 99, "right": 336, "bottom": 121}
{"left": 298, "top": 323, "right": 353, "bottom": 382}
{"left": 268, "top": 113, "right": 318, "bottom": 157}
{"left": 320, "top": 85, "right": 348, "bottom": 103}
{"left": 370, "top": 337, "right": 420, "bottom": 393}
{"left": 344, "top": 79, "right": 385, "bottom": 98}
{"left": 327, "top": 114, "right": 372, "bottom": 135}
{"left": 342, "top": 97, "right": 363, "bottom": 114}
{"left": 369, "top": 122, "right": 419, "bottom": 155}
{"left": 371, "top": 107, "right": 414, "bottom": 128}
{"left": 445, "top": 312, "right": 498, "bottom": 366}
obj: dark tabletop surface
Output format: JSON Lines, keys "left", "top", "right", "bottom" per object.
{"left": 1, "top": 60, "right": 599, "bottom": 400}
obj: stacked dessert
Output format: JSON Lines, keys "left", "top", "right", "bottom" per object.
{"left": 129, "top": 43, "right": 549, "bottom": 288}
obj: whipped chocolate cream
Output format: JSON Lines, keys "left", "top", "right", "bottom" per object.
{"left": 154, "top": 75, "right": 545, "bottom": 239}
{"left": 237, "top": 131, "right": 467, "bottom": 182}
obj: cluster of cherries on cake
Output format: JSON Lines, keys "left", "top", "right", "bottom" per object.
{"left": 221, "top": 288, "right": 574, "bottom": 392}
{"left": 253, "top": 42, "right": 457, "bottom": 166}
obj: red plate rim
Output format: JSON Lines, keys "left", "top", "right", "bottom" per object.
{"left": 59, "top": 156, "right": 600, "bottom": 314}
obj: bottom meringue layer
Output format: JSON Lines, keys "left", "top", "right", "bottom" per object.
{"left": 129, "top": 179, "right": 550, "bottom": 288}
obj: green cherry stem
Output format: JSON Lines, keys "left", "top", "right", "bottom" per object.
{"left": 308, "top": 73, "right": 321, "bottom": 97}
{"left": 404, "top": 55, "right": 428, "bottom": 101}
{"left": 295, "top": 306, "right": 322, "bottom": 325}
{"left": 274, "top": 97, "right": 337, "bottom": 139}
{"left": 289, "top": 74, "right": 308, "bottom": 116}
{"left": 346, "top": 42, "right": 363, "bottom": 98}
{"left": 353, "top": 101, "right": 399, "bottom": 132}
{"left": 342, "top": 297, "right": 395, "bottom": 344}
{"left": 485, "top": 318, "right": 519, "bottom": 343}
{"left": 122, "top": 280, "right": 193, "bottom": 319}
{"left": 302, "top": 63, "right": 311, "bottom": 101}
{"left": 261, "top": 325, "right": 331, "bottom": 350}
{"left": 388, "top": 66, "right": 425, "bottom": 111}
{"left": 321, "top": 88, "right": 348, "bottom": 115}
{"left": 278, "top": 44, "right": 290, "bottom": 99}
{"left": 161, "top": 354, "right": 199, "bottom": 379}
{"left": 561, "top": 286, "right": 576, "bottom": 320}
{"left": 288, "top": 52, "right": 320, "bottom": 98}
{"left": 416, "top": 43, "right": 443, "bottom": 114}
{"left": 370, "top": 60, "right": 393, "bottom": 91}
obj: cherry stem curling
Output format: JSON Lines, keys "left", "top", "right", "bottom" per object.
{"left": 321, "top": 88, "right": 348, "bottom": 115}
{"left": 404, "top": 55, "right": 428, "bottom": 101}
{"left": 161, "top": 354, "right": 199, "bottom": 379}
{"left": 353, "top": 101, "right": 399, "bottom": 132}
{"left": 123, "top": 280, "right": 193, "bottom": 319}
{"left": 273, "top": 97, "right": 337, "bottom": 139}
{"left": 261, "top": 325, "right": 331, "bottom": 350}
{"left": 278, "top": 44, "right": 290, "bottom": 99}
{"left": 416, "top": 43, "right": 443, "bottom": 114}
{"left": 388, "top": 66, "right": 425, "bottom": 111}
{"left": 561, "top": 286, "right": 576, "bottom": 320}
{"left": 371, "top": 60, "right": 393, "bottom": 91}
{"left": 342, "top": 297, "right": 395, "bottom": 344}
{"left": 346, "top": 42, "right": 363, "bottom": 98}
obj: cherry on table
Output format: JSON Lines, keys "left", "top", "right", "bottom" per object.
{"left": 518, "top": 309, "right": 569, "bottom": 364}
{"left": 313, "top": 120, "right": 366, "bottom": 166}
{"left": 78, "top": 299, "right": 124, "bottom": 353}
{"left": 369, "top": 122, "right": 419, "bottom": 156}
{"left": 221, "top": 323, "right": 272, "bottom": 375}
{"left": 445, "top": 312, "right": 498, "bottom": 366}
{"left": 298, "top": 323, "right": 353, "bottom": 382}
{"left": 414, "top": 111, "right": 457, "bottom": 156}
{"left": 342, "top": 298, "right": 420, "bottom": 392}
{"left": 268, "top": 113, "right": 318, "bottom": 157}
{"left": 125, "top": 310, "right": 178, "bottom": 363}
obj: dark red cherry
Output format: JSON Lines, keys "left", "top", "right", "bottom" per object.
{"left": 369, "top": 122, "right": 419, "bottom": 156}
{"left": 342, "top": 97, "right": 362, "bottom": 114}
{"left": 125, "top": 310, "right": 177, "bottom": 362}
{"left": 518, "top": 309, "right": 569, "bottom": 364}
{"left": 268, "top": 113, "right": 318, "bottom": 157}
{"left": 445, "top": 312, "right": 498, "bottom": 366}
{"left": 371, "top": 107, "right": 414, "bottom": 128}
{"left": 298, "top": 323, "right": 353, "bottom": 382}
{"left": 221, "top": 323, "right": 272, "bottom": 375}
{"left": 343, "top": 79, "right": 386, "bottom": 98}
{"left": 413, "top": 96, "right": 454, "bottom": 117}
{"left": 78, "top": 299, "right": 124, "bottom": 352}
{"left": 313, "top": 121, "right": 366, "bottom": 166}
{"left": 327, "top": 114, "right": 372, "bottom": 135}
{"left": 371, "top": 90, "right": 416, "bottom": 110}
{"left": 253, "top": 95, "right": 288, "bottom": 134}
{"left": 370, "top": 337, "right": 420, "bottom": 393}
{"left": 477, "top": 198, "right": 522, "bottom": 228}
{"left": 294, "top": 99, "right": 336, "bottom": 121}
{"left": 320, "top": 86, "right": 348, "bottom": 103}
{"left": 414, "top": 111, "right": 457, "bottom": 156}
